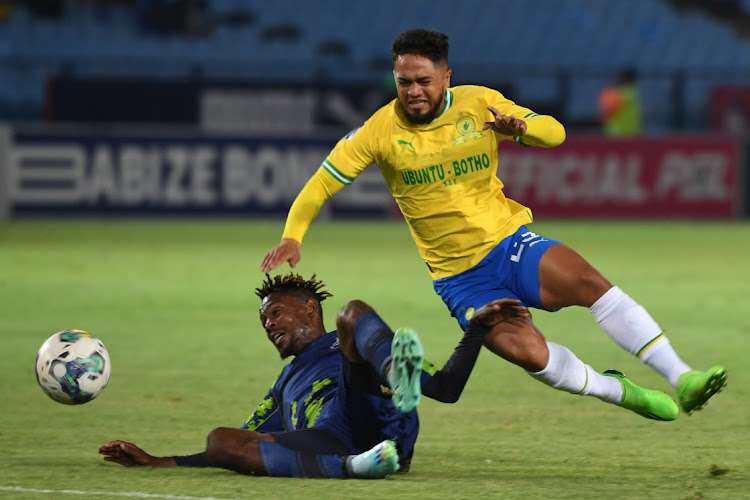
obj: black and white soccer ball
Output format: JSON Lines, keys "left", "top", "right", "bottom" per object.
{"left": 35, "top": 329, "right": 111, "bottom": 405}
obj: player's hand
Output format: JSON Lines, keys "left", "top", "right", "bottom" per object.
{"left": 98, "top": 440, "right": 176, "bottom": 467}
{"left": 482, "top": 105, "right": 528, "bottom": 136}
{"left": 469, "top": 298, "right": 530, "bottom": 329}
{"left": 260, "top": 238, "right": 301, "bottom": 272}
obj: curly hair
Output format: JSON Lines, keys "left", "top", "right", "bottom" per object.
{"left": 391, "top": 29, "right": 449, "bottom": 65}
{"left": 255, "top": 272, "right": 333, "bottom": 304}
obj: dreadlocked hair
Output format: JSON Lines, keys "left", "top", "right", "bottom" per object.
{"left": 255, "top": 272, "right": 333, "bottom": 303}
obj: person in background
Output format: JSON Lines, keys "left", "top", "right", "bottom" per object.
{"left": 598, "top": 67, "right": 643, "bottom": 137}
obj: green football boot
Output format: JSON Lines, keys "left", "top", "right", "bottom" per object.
{"left": 676, "top": 366, "right": 727, "bottom": 415}
{"left": 603, "top": 369, "right": 679, "bottom": 421}
{"left": 348, "top": 440, "right": 400, "bottom": 479}
{"left": 389, "top": 327, "right": 424, "bottom": 413}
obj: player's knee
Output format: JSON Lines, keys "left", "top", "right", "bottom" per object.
{"left": 336, "top": 300, "right": 374, "bottom": 333}
{"left": 483, "top": 324, "right": 549, "bottom": 372}
{"left": 205, "top": 427, "right": 233, "bottom": 461}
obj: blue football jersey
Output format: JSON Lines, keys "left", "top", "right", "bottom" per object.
{"left": 242, "top": 332, "right": 340, "bottom": 432}
{"left": 242, "top": 330, "right": 422, "bottom": 458}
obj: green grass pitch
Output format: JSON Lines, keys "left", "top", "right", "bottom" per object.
{"left": 1, "top": 219, "right": 748, "bottom": 499}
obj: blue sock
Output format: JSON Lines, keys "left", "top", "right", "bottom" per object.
{"left": 258, "top": 441, "right": 348, "bottom": 478}
{"left": 353, "top": 311, "right": 394, "bottom": 382}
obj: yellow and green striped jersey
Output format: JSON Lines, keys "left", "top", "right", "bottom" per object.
{"left": 287, "top": 85, "right": 565, "bottom": 279}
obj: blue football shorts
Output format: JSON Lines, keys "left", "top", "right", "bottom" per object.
{"left": 433, "top": 225, "right": 562, "bottom": 330}
{"left": 271, "top": 428, "right": 352, "bottom": 455}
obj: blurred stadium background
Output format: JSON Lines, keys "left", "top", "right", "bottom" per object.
{"left": 0, "top": 0, "right": 749, "bottom": 220}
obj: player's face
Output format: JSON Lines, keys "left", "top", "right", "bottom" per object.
{"left": 393, "top": 54, "right": 451, "bottom": 124}
{"left": 259, "top": 293, "right": 317, "bottom": 359}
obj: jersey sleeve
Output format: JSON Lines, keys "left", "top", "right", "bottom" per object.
{"left": 281, "top": 122, "right": 379, "bottom": 243}
{"left": 323, "top": 122, "right": 378, "bottom": 184}
{"left": 281, "top": 167, "right": 345, "bottom": 243}
{"left": 241, "top": 388, "right": 283, "bottom": 432}
{"left": 419, "top": 359, "right": 438, "bottom": 386}
{"left": 487, "top": 88, "right": 566, "bottom": 148}
{"left": 419, "top": 322, "right": 487, "bottom": 403}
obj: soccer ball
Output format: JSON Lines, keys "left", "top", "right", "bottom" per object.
{"left": 35, "top": 329, "right": 111, "bottom": 405}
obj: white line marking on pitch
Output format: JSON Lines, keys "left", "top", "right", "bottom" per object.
{"left": 0, "top": 486, "right": 239, "bottom": 500}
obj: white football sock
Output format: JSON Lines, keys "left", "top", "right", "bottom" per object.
{"left": 527, "top": 342, "right": 622, "bottom": 404}
{"left": 639, "top": 340, "right": 691, "bottom": 388}
{"left": 590, "top": 286, "right": 691, "bottom": 388}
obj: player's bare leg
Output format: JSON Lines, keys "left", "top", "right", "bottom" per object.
{"left": 482, "top": 311, "right": 548, "bottom": 372}
{"left": 336, "top": 299, "right": 372, "bottom": 364}
{"left": 470, "top": 298, "right": 531, "bottom": 329}
{"left": 205, "top": 427, "right": 398, "bottom": 478}
{"left": 482, "top": 310, "right": 678, "bottom": 421}
{"left": 537, "top": 244, "right": 613, "bottom": 309}
{"left": 538, "top": 244, "right": 726, "bottom": 414}
{"left": 205, "top": 427, "right": 273, "bottom": 475}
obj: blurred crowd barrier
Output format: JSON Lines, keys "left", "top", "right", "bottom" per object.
{"left": 0, "top": 124, "right": 745, "bottom": 220}
{"left": 498, "top": 135, "right": 741, "bottom": 218}
{"left": 0, "top": 124, "right": 391, "bottom": 219}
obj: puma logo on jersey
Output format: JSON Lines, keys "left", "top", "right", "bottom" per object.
{"left": 397, "top": 137, "right": 415, "bottom": 151}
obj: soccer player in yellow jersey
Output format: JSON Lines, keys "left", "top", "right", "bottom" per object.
{"left": 261, "top": 29, "right": 726, "bottom": 420}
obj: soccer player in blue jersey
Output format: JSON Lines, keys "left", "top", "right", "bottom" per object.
{"left": 100, "top": 273, "right": 528, "bottom": 478}
{"left": 261, "top": 29, "right": 726, "bottom": 421}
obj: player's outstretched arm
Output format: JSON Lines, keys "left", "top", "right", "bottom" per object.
{"left": 99, "top": 441, "right": 177, "bottom": 467}
{"left": 260, "top": 168, "right": 345, "bottom": 272}
{"left": 421, "top": 298, "right": 529, "bottom": 403}
{"left": 260, "top": 238, "right": 301, "bottom": 272}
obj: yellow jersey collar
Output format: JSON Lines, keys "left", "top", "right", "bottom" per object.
{"left": 430, "top": 89, "right": 454, "bottom": 123}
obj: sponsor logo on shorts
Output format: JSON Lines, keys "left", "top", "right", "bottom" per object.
{"left": 464, "top": 307, "right": 475, "bottom": 321}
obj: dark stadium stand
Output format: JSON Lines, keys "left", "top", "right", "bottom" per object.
{"left": 2, "top": 0, "right": 750, "bottom": 130}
